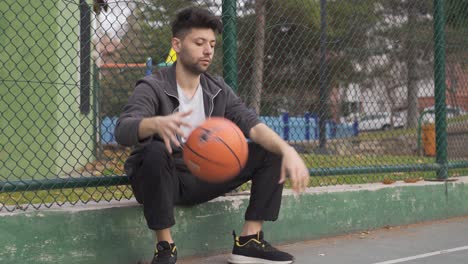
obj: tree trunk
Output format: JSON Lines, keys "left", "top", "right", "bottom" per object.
{"left": 406, "top": 2, "right": 419, "bottom": 128}
{"left": 251, "top": 0, "right": 266, "bottom": 115}
{"left": 318, "top": 0, "right": 329, "bottom": 152}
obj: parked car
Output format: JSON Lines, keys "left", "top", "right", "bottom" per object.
{"left": 392, "top": 111, "right": 406, "bottom": 127}
{"left": 421, "top": 106, "right": 466, "bottom": 123}
{"left": 358, "top": 112, "right": 405, "bottom": 131}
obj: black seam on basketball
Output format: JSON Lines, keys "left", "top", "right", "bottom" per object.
{"left": 213, "top": 135, "right": 242, "bottom": 171}
{"left": 184, "top": 143, "right": 226, "bottom": 167}
{"left": 199, "top": 127, "right": 223, "bottom": 133}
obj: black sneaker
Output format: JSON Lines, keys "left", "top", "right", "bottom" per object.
{"left": 228, "top": 231, "right": 294, "bottom": 264}
{"left": 151, "top": 241, "right": 177, "bottom": 264}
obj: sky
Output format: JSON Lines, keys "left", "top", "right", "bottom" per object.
{"left": 94, "top": 0, "right": 252, "bottom": 38}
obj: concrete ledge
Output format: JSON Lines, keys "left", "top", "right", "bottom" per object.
{"left": 1, "top": 177, "right": 468, "bottom": 264}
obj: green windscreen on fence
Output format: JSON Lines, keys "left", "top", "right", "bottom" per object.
{"left": 0, "top": 0, "right": 467, "bottom": 212}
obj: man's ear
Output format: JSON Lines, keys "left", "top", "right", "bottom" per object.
{"left": 172, "top": 38, "right": 181, "bottom": 53}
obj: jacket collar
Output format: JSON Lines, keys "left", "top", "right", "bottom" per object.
{"left": 162, "top": 63, "right": 178, "bottom": 97}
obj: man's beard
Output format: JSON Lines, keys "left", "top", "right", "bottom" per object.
{"left": 179, "top": 53, "right": 210, "bottom": 75}
{"left": 183, "top": 59, "right": 209, "bottom": 75}
{"left": 185, "top": 62, "right": 208, "bottom": 75}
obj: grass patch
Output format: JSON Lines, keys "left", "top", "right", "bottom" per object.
{"left": 357, "top": 114, "right": 468, "bottom": 141}
{"left": 358, "top": 128, "right": 417, "bottom": 141}
{"left": 303, "top": 154, "right": 434, "bottom": 168}
{"left": 301, "top": 154, "right": 468, "bottom": 187}
{"left": 1, "top": 153, "right": 467, "bottom": 209}
{"left": 0, "top": 185, "right": 134, "bottom": 210}
{"left": 448, "top": 114, "right": 468, "bottom": 124}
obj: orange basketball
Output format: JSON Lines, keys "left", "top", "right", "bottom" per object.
{"left": 183, "top": 117, "right": 248, "bottom": 183}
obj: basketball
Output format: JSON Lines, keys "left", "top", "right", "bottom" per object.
{"left": 183, "top": 117, "right": 249, "bottom": 183}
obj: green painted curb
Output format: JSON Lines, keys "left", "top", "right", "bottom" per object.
{"left": 1, "top": 178, "right": 468, "bottom": 264}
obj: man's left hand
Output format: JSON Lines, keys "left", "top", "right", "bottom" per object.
{"left": 278, "top": 147, "right": 309, "bottom": 193}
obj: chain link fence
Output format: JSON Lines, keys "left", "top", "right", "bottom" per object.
{"left": 1, "top": 0, "right": 467, "bottom": 212}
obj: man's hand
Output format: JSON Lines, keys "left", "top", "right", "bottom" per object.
{"left": 278, "top": 147, "right": 309, "bottom": 193}
{"left": 139, "top": 110, "right": 192, "bottom": 153}
{"left": 249, "top": 123, "right": 309, "bottom": 193}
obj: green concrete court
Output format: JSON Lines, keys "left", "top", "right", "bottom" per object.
{"left": 1, "top": 177, "right": 468, "bottom": 264}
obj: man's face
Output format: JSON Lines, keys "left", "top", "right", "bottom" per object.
{"left": 173, "top": 28, "right": 216, "bottom": 75}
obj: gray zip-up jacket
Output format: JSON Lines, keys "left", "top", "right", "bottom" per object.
{"left": 115, "top": 64, "right": 261, "bottom": 177}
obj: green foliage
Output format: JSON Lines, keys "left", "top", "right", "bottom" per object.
{"left": 98, "top": 0, "right": 468, "bottom": 119}
{"left": 446, "top": 0, "right": 468, "bottom": 29}
{"left": 98, "top": 1, "right": 197, "bottom": 117}
{"left": 238, "top": 0, "right": 379, "bottom": 116}
{"left": 445, "top": 0, "right": 468, "bottom": 68}
{"left": 99, "top": 68, "right": 145, "bottom": 117}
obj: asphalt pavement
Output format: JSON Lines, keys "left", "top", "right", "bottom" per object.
{"left": 179, "top": 216, "right": 468, "bottom": 264}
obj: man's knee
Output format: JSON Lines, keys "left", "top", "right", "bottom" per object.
{"left": 265, "top": 149, "right": 282, "bottom": 164}
{"left": 132, "top": 141, "right": 173, "bottom": 203}
{"left": 250, "top": 143, "right": 282, "bottom": 165}
{"left": 143, "top": 141, "right": 171, "bottom": 164}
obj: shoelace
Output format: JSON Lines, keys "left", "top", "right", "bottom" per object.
{"left": 259, "top": 239, "right": 277, "bottom": 251}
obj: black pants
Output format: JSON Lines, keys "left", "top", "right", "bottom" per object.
{"left": 130, "top": 141, "right": 284, "bottom": 230}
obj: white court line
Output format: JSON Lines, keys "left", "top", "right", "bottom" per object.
{"left": 373, "top": 245, "right": 468, "bottom": 264}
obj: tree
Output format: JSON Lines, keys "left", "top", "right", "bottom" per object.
{"left": 250, "top": 0, "right": 266, "bottom": 115}
{"left": 368, "top": 0, "right": 433, "bottom": 128}
{"left": 445, "top": 0, "right": 468, "bottom": 111}
{"left": 237, "top": 0, "right": 379, "bottom": 117}
{"left": 405, "top": 1, "right": 422, "bottom": 128}
{"left": 96, "top": 0, "right": 223, "bottom": 117}
{"left": 446, "top": 0, "right": 468, "bottom": 29}
{"left": 372, "top": 0, "right": 467, "bottom": 128}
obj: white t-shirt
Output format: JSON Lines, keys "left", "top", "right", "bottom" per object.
{"left": 177, "top": 83, "right": 206, "bottom": 142}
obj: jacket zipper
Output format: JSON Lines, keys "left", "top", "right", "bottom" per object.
{"left": 164, "top": 91, "right": 182, "bottom": 144}
{"left": 164, "top": 91, "right": 180, "bottom": 113}
{"left": 209, "top": 89, "right": 222, "bottom": 117}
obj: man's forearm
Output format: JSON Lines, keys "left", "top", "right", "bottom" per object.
{"left": 249, "top": 123, "right": 293, "bottom": 156}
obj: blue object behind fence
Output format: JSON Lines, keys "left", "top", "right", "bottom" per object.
{"left": 260, "top": 113, "right": 356, "bottom": 141}
{"left": 101, "top": 116, "right": 118, "bottom": 144}
{"left": 100, "top": 113, "right": 357, "bottom": 145}
{"left": 100, "top": 58, "right": 153, "bottom": 145}
{"left": 98, "top": 59, "right": 358, "bottom": 144}
{"left": 146, "top": 57, "right": 153, "bottom": 76}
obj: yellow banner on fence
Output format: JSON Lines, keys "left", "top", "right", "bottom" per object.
{"left": 166, "top": 48, "right": 177, "bottom": 64}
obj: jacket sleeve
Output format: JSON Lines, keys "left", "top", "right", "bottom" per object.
{"left": 115, "top": 81, "right": 158, "bottom": 147}
{"left": 222, "top": 81, "right": 261, "bottom": 138}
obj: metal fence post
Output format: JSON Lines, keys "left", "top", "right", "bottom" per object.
{"left": 282, "top": 112, "right": 289, "bottom": 141}
{"left": 433, "top": 0, "right": 448, "bottom": 180}
{"left": 222, "top": 0, "right": 238, "bottom": 92}
{"left": 312, "top": 114, "right": 319, "bottom": 140}
{"left": 92, "top": 63, "right": 99, "bottom": 159}
{"left": 79, "top": 0, "right": 91, "bottom": 115}
{"left": 146, "top": 57, "right": 153, "bottom": 76}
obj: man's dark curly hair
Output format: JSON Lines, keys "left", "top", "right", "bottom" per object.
{"left": 172, "top": 7, "right": 223, "bottom": 38}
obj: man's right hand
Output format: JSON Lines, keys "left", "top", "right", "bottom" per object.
{"left": 138, "top": 110, "right": 192, "bottom": 153}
